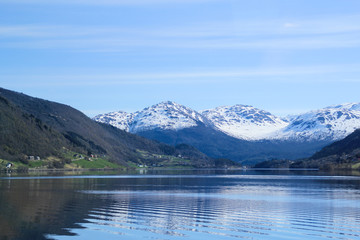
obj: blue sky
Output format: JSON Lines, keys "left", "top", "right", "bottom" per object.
{"left": 1, "top": 0, "right": 360, "bottom": 117}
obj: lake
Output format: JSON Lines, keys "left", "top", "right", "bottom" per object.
{"left": 0, "top": 169, "right": 359, "bottom": 240}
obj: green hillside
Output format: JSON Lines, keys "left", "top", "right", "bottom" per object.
{"left": 0, "top": 87, "right": 237, "bottom": 170}
{"left": 0, "top": 95, "right": 71, "bottom": 162}
{"left": 293, "top": 129, "right": 360, "bottom": 170}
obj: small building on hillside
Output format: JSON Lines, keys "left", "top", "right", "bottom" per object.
{"left": 73, "top": 154, "right": 84, "bottom": 159}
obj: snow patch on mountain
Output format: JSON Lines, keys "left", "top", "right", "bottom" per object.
{"left": 129, "top": 101, "right": 208, "bottom": 132}
{"left": 269, "top": 103, "right": 360, "bottom": 141}
{"left": 94, "top": 101, "right": 360, "bottom": 142}
{"left": 331, "top": 102, "right": 360, "bottom": 111}
{"left": 94, "top": 101, "right": 208, "bottom": 133}
{"left": 201, "top": 105, "right": 289, "bottom": 140}
{"left": 93, "top": 111, "right": 134, "bottom": 131}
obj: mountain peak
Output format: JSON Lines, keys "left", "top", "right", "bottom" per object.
{"left": 270, "top": 104, "right": 360, "bottom": 141}
{"left": 94, "top": 101, "right": 360, "bottom": 142}
{"left": 145, "top": 101, "right": 186, "bottom": 111}
{"left": 93, "top": 110, "right": 133, "bottom": 131}
{"left": 95, "top": 101, "right": 208, "bottom": 133}
{"left": 201, "top": 105, "right": 288, "bottom": 140}
{"left": 159, "top": 100, "right": 178, "bottom": 105}
{"left": 130, "top": 101, "right": 207, "bottom": 132}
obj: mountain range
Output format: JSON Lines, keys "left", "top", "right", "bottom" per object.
{"left": 2, "top": 85, "right": 359, "bottom": 168}
{"left": 0, "top": 88, "right": 234, "bottom": 169}
{"left": 94, "top": 101, "right": 360, "bottom": 164}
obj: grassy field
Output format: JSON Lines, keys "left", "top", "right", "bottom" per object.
{"left": 1, "top": 148, "right": 200, "bottom": 172}
{"left": 352, "top": 162, "right": 360, "bottom": 170}
{"left": 0, "top": 149, "right": 123, "bottom": 171}
{"left": 68, "top": 158, "right": 121, "bottom": 169}
{"left": 0, "top": 159, "right": 27, "bottom": 169}
{"left": 136, "top": 150, "right": 194, "bottom": 168}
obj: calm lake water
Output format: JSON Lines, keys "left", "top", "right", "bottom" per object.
{"left": 0, "top": 170, "right": 360, "bottom": 240}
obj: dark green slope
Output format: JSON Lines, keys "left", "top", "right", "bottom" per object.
{"left": 0, "top": 95, "right": 70, "bottom": 161}
{"left": 0, "top": 87, "right": 226, "bottom": 167}
{"left": 292, "top": 128, "right": 360, "bottom": 170}
{"left": 255, "top": 129, "right": 360, "bottom": 170}
{"left": 310, "top": 129, "right": 360, "bottom": 160}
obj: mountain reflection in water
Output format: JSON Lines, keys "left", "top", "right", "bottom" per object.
{"left": 0, "top": 170, "right": 359, "bottom": 240}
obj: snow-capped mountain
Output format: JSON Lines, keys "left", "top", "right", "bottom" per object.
{"left": 332, "top": 102, "right": 360, "bottom": 111}
{"left": 93, "top": 111, "right": 134, "bottom": 131}
{"left": 129, "top": 101, "right": 210, "bottom": 132}
{"left": 201, "top": 105, "right": 289, "bottom": 140}
{"left": 93, "top": 101, "right": 360, "bottom": 163}
{"left": 94, "top": 101, "right": 360, "bottom": 142}
{"left": 94, "top": 101, "right": 210, "bottom": 133}
{"left": 269, "top": 103, "right": 360, "bottom": 141}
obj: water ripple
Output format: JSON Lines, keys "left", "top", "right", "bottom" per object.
{"left": 38, "top": 174, "right": 360, "bottom": 240}
{"left": 65, "top": 190, "right": 360, "bottom": 240}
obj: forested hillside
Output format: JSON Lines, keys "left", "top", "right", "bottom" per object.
{"left": 0, "top": 88, "right": 235, "bottom": 169}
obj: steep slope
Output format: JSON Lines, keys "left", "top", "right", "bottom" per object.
{"left": 201, "top": 105, "right": 288, "bottom": 140}
{"left": 0, "top": 95, "right": 70, "bottom": 162}
{"left": 256, "top": 129, "right": 360, "bottom": 170}
{"left": 93, "top": 111, "right": 134, "bottom": 131}
{"left": 270, "top": 104, "right": 360, "bottom": 141}
{"left": 0, "top": 88, "right": 217, "bottom": 167}
{"left": 310, "top": 129, "right": 360, "bottom": 160}
{"left": 291, "top": 128, "right": 360, "bottom": 170}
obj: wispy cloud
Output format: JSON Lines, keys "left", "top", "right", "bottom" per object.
{"left": 1, "top": 14, "right": 360, "bottom": 51}
{"left": 2, "top": 64, "right": 360, "bottom": 88}
{"left": 0, "top": 0, "right": 217, "bottom": 5}
{"left": 2, "top": 32, "right": 359, "bottom": 51}
{"left": 4, "top": 14, "right": 360, "bottom": 39}
{"left": 153, "top": 15, "right": 360, "bottom": 37}
{"left": 0, "top": 25, "right": 111, "bottom": 38}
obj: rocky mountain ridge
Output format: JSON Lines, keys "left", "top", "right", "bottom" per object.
{"left": 200, "top": 105, "right": 288, "bottom": 140}
{"left": 94, "top": 101, "right": 360, "bottom": 142}
{"left": 269, "top": 104, "right": 360, "bottom": 141}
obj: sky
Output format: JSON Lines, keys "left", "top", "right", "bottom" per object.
{"left": 1, "top": 0, "right": 360, "bottom": 117}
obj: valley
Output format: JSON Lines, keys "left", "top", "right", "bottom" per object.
{"left": 1, "top": 87, "right": 360, "bottom": 171}
{"left": 94, "top": 101, "right": 360, "bottom": 164}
